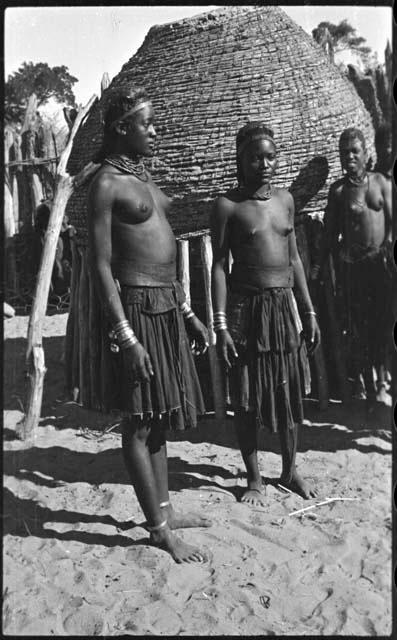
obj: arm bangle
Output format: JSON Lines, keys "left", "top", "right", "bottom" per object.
{"left": 114, "top": 322, "right": 139, "bottom": 349}
{"left": 304, "top": 311, "right": 317, "bottom": 316}
{"left": 180, "top": 301, "right": 196, "bottom": 320}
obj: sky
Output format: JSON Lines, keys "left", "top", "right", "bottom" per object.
{"left": 5, "top": 5, "right": 393, "bottom": 106}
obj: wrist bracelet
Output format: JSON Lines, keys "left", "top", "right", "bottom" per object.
{"left": 213, "top": 310, "right": 228, "bottom": 332}
{"left": 119, "top": 334, "right": 139, "bottom": 349}
{"left": 113, "top": 319, "right": 130, "bottom": 332}
{"left": 304, "top": 310, "right": 317, "bottom": 316}
{"left": 180, "top": 301, "right": 196, "bottom": 320}
{"left": 113, "top": 320, "right": 139, "bottom": 349}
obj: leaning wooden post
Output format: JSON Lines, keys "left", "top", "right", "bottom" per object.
{"left": 17, "top": 94, "right": 98, "bottom": 440}
{"left": 200, "top": 233, "right": 226, "bottom": 419}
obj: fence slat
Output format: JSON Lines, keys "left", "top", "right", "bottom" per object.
{"left": 200, "top": 234, "right": 226, "bottom": 418}
{"left": 177, "top": 239, "right": 191, "bottom": 306}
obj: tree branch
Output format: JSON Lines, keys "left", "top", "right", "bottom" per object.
{"left": 18, "top": 94, "right": 98, "bottom": 440}
{"left": 57, "top": 94, "right": 97, "bottom": 176}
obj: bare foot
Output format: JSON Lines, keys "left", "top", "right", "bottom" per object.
{"left": 240, "top": 480, "right": 266, "bottom": 507}
{"left": 150, "top": 525, "right": 207, "bottom": 564}
{"left": 279, "top": 470, "right": 318, "bottom": 500}
{"left": 162, "top": 503, "right": 212, "bottom": 529}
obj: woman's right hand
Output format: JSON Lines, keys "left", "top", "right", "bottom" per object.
{"left": 123, "top": 342, "right": 154, "bottom": 383}
{"left": 216, "top": 329, "right": 238, "bottom": 369}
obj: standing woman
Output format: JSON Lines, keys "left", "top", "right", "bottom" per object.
{"left": 88, "top": 87, "right": 210, "bottom": 563}
{"left": 211, "top": 122, "right": 320, "bottom": 505}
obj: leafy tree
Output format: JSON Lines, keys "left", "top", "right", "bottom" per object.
{"left": 5, "top": 61, "right": 78, "bottom": 125}
{"left": 312, "top": 19, "right": 371, "bottom": 65}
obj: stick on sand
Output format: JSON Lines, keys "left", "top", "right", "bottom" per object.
{"left": 289, "top": 497, "right": 359, "bottom": 517}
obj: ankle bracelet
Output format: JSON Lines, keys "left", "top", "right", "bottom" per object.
{"left": 147, "top": 519, "right": 167, "bottom": 532}
{"left": 159, "top": 500, "right": 170, "bottom": 508}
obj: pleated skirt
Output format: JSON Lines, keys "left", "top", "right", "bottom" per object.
{"left": 227, "top": 287, "right": 310, "bottom": 432}
{"left": 101, "top": 284, "right": 205, "bottom": 430}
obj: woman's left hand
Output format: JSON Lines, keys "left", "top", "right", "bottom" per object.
{"left": 185, "top": 315, "right": 209, "bottom": 355}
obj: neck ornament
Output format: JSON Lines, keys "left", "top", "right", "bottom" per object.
{"left": 104, "top": 154, "right": 148, "bottom": 181}
{"left": 345, "top": 171, "right": 368, "bottom": 187}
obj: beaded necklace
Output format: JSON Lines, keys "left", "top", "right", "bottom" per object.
{"left": 104, "top": 154, "right": 148, "bottom": 182}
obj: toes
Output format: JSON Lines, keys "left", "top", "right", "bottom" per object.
{"left": 186, "top": 552, "right": 205, "bottom": 563}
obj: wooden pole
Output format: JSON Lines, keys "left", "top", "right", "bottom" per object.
{"left": 21, "top": 94, "right": 40, "bottom": 227}
{"left": 78, "top": 249, "right": 91, "bottom": 406}
{"left": 31, "top": 172, "right": 44, "bottom": 210}
{"left": 71, "top": 241, "right": 81, "bottom": 400}
{"left": 200, "top": 234, "right": 226, "bottom": 419}
{"left": 17, "top": 94, "right": 98, "bottom": 440}
{"left": 12, "top": 174, "right": 19, "bottom": 232}
{"left": 64, "top": 245, "right": 76, "bottom": 392}
{"left": 4, "top": 127, "right": 17, "bottom": 293}
{"left": 177, "top": 239, "right": 191, "bottom": 306}
{"left": 4, "top": 127, "right": 15, "bottom": 238}
{"left": 88, "top": 260, "right": 101, "bottom": 410}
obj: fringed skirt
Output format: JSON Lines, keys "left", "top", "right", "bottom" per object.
{"left": 100, "top": 283, "right": 205, "bottom": 430}
{"left": 226, "top": 287, "right": 310, "bottom": 432}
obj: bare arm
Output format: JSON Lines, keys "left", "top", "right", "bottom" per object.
{"left": 210, "top": 196, "right": 238, "bottom": 367}
{"left": 381, "top": 174, "right": 392, "bottom": 245}
{"left": 288, "top": 194, "right": 321, "bottom": 352}
{"left": 210, "top": 196, "right": 231, "bottom": 314}
{"left": 288, "top": 195, "right": 315, "bottom": 313}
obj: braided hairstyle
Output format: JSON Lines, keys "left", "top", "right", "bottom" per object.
{"left": 93, "top": 86, "right": 149, "bottom": 163}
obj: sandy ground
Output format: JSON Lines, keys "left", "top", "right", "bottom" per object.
{"left": 3, "top": 313, "right": 393, "bottom": 636}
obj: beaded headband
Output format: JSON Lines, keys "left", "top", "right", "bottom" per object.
{"left": 237, "top": 132, "right": 276, "bottom": 156}
{"left": 109, "top": 100, "right": 152, "bottom": 130}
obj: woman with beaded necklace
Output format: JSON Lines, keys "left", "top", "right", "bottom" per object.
{"left": 211, "top": 122, "right": 321, "bottom": 506}
{"left": 88, "top": 87, "right": 211, "bottom": 564}
{"left": 312, "top": 127, "right": 393, "bottom": 404}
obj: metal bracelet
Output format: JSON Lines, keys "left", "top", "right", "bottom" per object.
{"left": 113, "top": 319, "right": 130, "bottom": 330}
{"left": 119, "top": 334, "right": 139, "bottom": 349}
{"left": 213, "top": 320, "right": 228, "bottom": 331}
{"left": 180, "top": 301, "right": 196, "bottom": 320}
